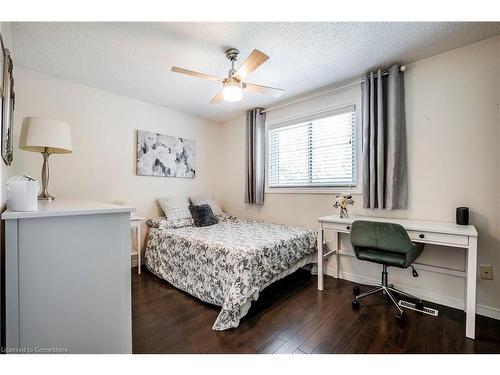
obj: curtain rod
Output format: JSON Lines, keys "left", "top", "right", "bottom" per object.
{"left": 261, "top": 65, "right": 407, "bottom": 114}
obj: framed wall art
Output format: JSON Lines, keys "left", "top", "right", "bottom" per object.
{"left": 136, "top": 130, "right": 196, "bottom": 178}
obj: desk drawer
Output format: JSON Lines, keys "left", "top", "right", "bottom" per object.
{"left": 321, "top": 222, "right": 353, "bottom": 232}
{"left": 407, "top": 230, "right": 468, "bottom": 247}
{"left": 320, "top": 221, "right": 469, "bottom": 248}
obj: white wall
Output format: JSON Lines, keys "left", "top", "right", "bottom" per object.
{"left": 9, "top": 68, "right": 222, "bottom": 220}
{"left": 217, "top": 36, "right": 500, "bottom": 317}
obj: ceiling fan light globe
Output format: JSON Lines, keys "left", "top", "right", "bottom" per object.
{"left": 222, "top": 82, "right": 243, "bottom": 102}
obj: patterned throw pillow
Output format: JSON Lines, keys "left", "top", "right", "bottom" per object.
{"left": 189, "top": 204, "right": 218, "bottom": 227}
{"left": 189, "top": 195, "right": 223, "bottom": 216}
{"left": 146, "top": 217, "right": 194, "bottom": 229}
{"left": 157, "top": 197, "right": 192, "bottom": 220}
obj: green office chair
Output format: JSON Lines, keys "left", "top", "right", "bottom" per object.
{"left": 350, "top": 220, "right": 425, "bottom": 322}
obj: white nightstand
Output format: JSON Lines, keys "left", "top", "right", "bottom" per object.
{"left": 131, "top": 216, "right": 145, "bottom": 274}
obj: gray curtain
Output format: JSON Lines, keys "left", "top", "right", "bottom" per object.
{"left": 245, "top": 108, "right": 266, "bottom": 204}
{"left": 362, "top": 64, "right": 407, "bottom": 210}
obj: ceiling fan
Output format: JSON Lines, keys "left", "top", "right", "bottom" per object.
{"left": 171, "top": 48, "right": 284, "bottom": 103}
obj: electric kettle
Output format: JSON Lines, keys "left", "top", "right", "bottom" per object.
{"left": 6, "top": 175, "right": 39, "bottom": 212}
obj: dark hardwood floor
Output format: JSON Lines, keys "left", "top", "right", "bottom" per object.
{"left": 132, "top": 268, "right": 500, "bottom": 354}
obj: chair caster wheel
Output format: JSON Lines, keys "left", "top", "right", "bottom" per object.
{"left": 353, "top": 284, "right": 360, "bottom": 295}
{"left": 395, "top": 313, "right": 407, "bottom": 324}
{"left": 352, "top": 299, "right": 360, "bottom": 309}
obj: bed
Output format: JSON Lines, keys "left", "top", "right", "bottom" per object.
{"left": 144, "top": 215, "right": 317, "bottom": 330}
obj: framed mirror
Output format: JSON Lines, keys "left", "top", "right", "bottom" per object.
{"left": 1, "top": 34, "right": 14, "bottom": 166}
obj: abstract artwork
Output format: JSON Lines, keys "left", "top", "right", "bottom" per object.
{"left": 136, "top": 130, "right": 196, "bottom": 178}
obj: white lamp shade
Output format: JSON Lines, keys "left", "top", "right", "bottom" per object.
{"left": 19, "top": 117, "right": 73, "bottom": 154}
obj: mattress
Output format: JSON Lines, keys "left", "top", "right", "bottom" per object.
{"left": 144, "top": 215, "right": 317, "bottom": 330}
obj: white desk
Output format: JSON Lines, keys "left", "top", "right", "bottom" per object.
{"left": 317, "top": 215, "right": 478, "bottom": 339}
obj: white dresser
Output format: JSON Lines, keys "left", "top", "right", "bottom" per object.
{"left": 2, "top": 199, "right": 135, "bottom": 353}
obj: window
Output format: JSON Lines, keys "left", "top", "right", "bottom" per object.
{"left": 268, "top": 106, "right": 357, "bottom": 189}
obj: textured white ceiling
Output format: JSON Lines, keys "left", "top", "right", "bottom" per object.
{"left": 8, "top": 22, "right": 500, "bottom": 122}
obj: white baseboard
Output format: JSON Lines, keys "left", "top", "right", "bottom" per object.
{"left": 131, "top": 255, "right": 140, "bottom": 268}
{"left": 333, "top": 268, "right": 464, "bottom": 310}
{"left": 476, "top": 304, "right": 500, "bottom": 320}
{"left": 323, "top": 266, "right": 500, "bottom": 321}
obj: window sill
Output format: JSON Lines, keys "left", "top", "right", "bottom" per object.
{"left": 265, "top": 187, "right": 362, "bottom": 195}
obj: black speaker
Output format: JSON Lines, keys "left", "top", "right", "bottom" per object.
{"left": 456, "top": 207, "right": 469, "bottom": 225}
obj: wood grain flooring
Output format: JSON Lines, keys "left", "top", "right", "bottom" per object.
{"left": 132, "top": 268, "right": 500, "bottom": 354}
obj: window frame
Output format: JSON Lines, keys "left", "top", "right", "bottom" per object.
{"left": 265, "top": 99, "right": 362, "bottom": 195}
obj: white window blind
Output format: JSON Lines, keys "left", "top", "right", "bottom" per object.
{"left": 268, "top": 106, "right": 357, "bottom": 188}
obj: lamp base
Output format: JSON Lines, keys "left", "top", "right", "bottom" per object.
{"left": 38, "top": 192, "right": 55, "bottom": 201}
{"left": 39, "top": 149, "right": 55, "bottom": 201}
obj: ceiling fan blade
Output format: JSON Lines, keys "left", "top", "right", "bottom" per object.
{"left": 210, "top": 91, "right": 224, "bottom": 104}
{"left": 234, "top": 49, "right": 269, "bottom": 81}
{"left": 171, "top": 66, "right": 220, "bottom": 82}
{"left": 244, "top": 83, "right": 284, "bottom": 98}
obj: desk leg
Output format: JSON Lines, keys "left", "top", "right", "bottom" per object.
{"left": 333, "top": 231, "right": 339, "bottom": 279}
{"left": 318, "top": 226, "right": 324, "bottom": 291}
{"left": 465, "top": 237, "right": 477, "bottom": 339}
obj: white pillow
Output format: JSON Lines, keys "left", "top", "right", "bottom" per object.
{"left": 189, "top": 195, "right": 223, "bottom": 216}
{"left": 157, "top": 197, "right": 192, "bottom": 220}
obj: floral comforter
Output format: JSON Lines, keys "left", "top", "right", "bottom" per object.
{"left": 144, "top": 216, "right": 317, "bottom": 330}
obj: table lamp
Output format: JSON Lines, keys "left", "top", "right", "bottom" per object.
{"left": 19, "top": 117, "right": 73, "bottom": 200}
